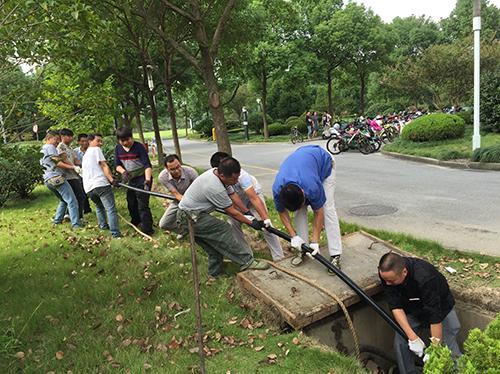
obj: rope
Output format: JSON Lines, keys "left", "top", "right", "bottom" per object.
{"left": 117, "top": 212, "right": 158, "bottom": 243}
{"left": 265, "top": 260, "right": 360, "bottom": 358}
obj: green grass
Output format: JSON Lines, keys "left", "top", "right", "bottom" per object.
{"left": 142, "top": 129, "right": 193, "bottom": 141}
{"left": 0, "top": 186, "right": 365, "bottom": 373}
{"left": 384, "top": 130, "right": 500, "bottom": 161}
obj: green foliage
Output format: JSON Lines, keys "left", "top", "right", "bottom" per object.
{"left": 402, "top": 113, "right": 465, "bottom": 142}
{"left": 456, "top": 110, "right": 473, "bottom": 127}
{"left": 38, "top": 65, "right": 118, "bottom": 135}
{"left": 423, "top": 343, "right": 454, "bottom": 374}
{"left": 101, "top": 136, "right": 117, "bottom": 169}
{"left": 193, "top": 117, "right": 214, "bottom": 137}
{"left": 458, "top": 314, "right": 500, "bottom": 373}
{"left": 267, "top": 122, "right": 291, "bottom": 136}
{"left": 0, "top": 144, "right": 43, "bottom": 205}
{"left": 248, "top": 112, "right": 273, "bottom": 134}
{"left": 471, "top": 144, "right": 500, "bottom": 163}
{"left": 286, "top": 115, "right": 308, "bottom": 133}
{"left": 225, "top": 120, "right": 241, "bottom": 130}
{"left": 480, "top": 70, "right": 500, "bottom": 133}
{"left": 285, "top": 116, "right": 299, "bottom": 124}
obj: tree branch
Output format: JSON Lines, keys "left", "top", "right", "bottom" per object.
{"left": 161, "top": 0, "right": 195, "bottom": 22}
{"left": 210, "top": 0, "right": 237, "bottom": 57}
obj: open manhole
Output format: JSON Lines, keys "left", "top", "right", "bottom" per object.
{"left": 349, "top": 204, "right": 398, "bottom": 217}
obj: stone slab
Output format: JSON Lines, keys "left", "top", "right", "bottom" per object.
{"left": 237, "top": 231, "right": 407, "bottom": 330}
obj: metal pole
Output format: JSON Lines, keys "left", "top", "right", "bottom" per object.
{"left": 187, "top": 218, "right": 206, "bottom": 374}
{"left": 472, "top": 0, "right": 481, "bottom": 150}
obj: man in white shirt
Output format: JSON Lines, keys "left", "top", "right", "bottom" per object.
{"left": 82, "top": 134, "right": 121, "bottom": 238}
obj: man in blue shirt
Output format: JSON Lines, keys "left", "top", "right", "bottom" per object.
{"left": 272, "top": 145, "right": 342, "bottom": 272}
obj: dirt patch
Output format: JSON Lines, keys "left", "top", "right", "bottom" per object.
{"left": 452, "top": 284, "right": 500, "bottom": 314}
{"left": 237, "top": 285, "right": 288, "bottom": 330}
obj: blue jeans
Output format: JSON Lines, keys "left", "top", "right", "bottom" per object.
{"left": 88, "top": 185, "right": 121, "bottom": 237}
{"left": 46, "top": 180, "right": 81, "bottom": 228}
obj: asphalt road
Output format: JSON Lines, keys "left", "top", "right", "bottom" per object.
{"left": 162, "top": 138, "right": 500, "bottom": 257}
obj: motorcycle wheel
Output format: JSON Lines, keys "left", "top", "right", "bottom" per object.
{"left": 326, "top": 137, "right": 343, "bottom": 155}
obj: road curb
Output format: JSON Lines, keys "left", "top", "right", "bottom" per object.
{"left": 381, "top": 150, "right": 500, "bottom": 171}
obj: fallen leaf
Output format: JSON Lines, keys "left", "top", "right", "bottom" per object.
{"left": 55, "top": 351, "right": 64, "bottom": 360}
{"left": 292, "top": 337, "right": 300, "bottom": 345}
{"left": 115, "top": 314, "right": 124, "bottom": 322}
{"left": 267, "top": 353, "right": 277, "bottom": 360}
{"left": 143, "top": 363, "right": 152, "bottom": 370}
{"left": 285, "top": 349, "right": 290, "bottom": 356}
{"left": 15, "top": 351, "right": 25, "bottom": 359}
{"left": 189, "top": 347, "right": 200, "bottom": 353}
{"left": 254, "top": 346, "right": 264, "bottom": 351}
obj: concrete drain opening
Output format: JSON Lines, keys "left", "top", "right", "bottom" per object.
{"left": 349, "top": 204, "right": 398, "bottom": 217}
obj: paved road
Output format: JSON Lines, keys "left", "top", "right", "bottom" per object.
{"left": 162, "top": 138, "right": 500, "bottom": 257}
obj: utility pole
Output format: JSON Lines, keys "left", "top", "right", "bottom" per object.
{"left": 472, "top": 0, "right": 481, "bottom": 150}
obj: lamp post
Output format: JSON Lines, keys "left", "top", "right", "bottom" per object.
{"left": 241, "top": 106, "right": 249, "bottom": 141}
{"left": 472, "top": 0, "right": 481, "bottom": 150}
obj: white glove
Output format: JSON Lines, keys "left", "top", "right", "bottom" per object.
{"left": 263, "top": 219, "right": 272, "bottom": 228}
{"left": 408, "top": 337, "right": 425, "bottom": 357}
{"left": 306, "top": 242, "right": 319, "bottom": 259}
{"left": 423, "top": 353, "right": 430, "bottom": 363}
{"left": 74, "top": 166, "right": 82, "bottom": 175}
{"left": 290, "top": 235, "right": 305, "bottom": 251}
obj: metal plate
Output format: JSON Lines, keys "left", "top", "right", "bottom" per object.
{"left": 349, "top": 204, "right": 398, "bottom": 217}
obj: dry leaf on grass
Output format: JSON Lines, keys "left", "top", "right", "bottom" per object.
{"left": 55, "top": 351, "right": 64, "bottom": 360}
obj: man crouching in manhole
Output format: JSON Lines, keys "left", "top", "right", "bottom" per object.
{"left": 378, "top": 252, "right": 462, "bottom": 374}
{"left": 177, "top": 156, "right": 269, "bottom": 278}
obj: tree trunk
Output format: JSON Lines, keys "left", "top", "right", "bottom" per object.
{"left": 200, "top": 53, "right": 231, "bottom": 154}
{"left": 327, "top": 68, "right": 333, "bottom": 115}
{"left": 134, "top": 109, "right": 146, "bottom": 145}
{"left": 146, "top": 89, "right": 164, "bottom": 166}
{"left": 165, "top": 80, "right": 182, "bottom": 161}
{"left": 261, "top": 68, "right": 269, "bottom": 139}
{"left": 359, "top": 71, "right": 366, "bottom": 115}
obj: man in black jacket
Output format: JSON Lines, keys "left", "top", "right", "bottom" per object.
{"left": 378, "top": 252, "right": 462, "bottom": 374}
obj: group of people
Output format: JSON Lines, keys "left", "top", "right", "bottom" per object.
{"left": 41, "top": 130, "right": 461, "bottom": 374}
{"left": 305, "top": 111, "right": 332, "bottom": 139}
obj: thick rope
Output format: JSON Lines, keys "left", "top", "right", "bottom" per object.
{"left": 117, "top": 212, "right": 158, "bottom": 243}
{"left": 265, "top": 260, "right": 360, "bottom": 358}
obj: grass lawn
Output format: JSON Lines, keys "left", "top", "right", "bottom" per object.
{"left": 384, "top": 129, "right": 500, "bottom": 161}
{"left": 0, "top": 186, "right": 365, "bottom": 373}
{"left": 1, "top": 182, "right": 498, "bottom": 372}
{"left": 142, "top": 129, "right": 193, "bottom": 141}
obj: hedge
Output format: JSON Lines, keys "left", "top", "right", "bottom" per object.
{"left": 248, "top": 112, "right": 273, "bottom": 134}
{"left": 268, "top": 122, "right": 291, "bottom": 136}
{"left": 471, "top": 144, "right": 500, "bottom": 163}
{"left": 401, "top": 113, "right": 465, "bottom": 142}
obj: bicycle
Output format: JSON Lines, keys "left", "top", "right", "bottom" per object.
{"left": 290, "top": 126, "right": 304, "bottom": 144}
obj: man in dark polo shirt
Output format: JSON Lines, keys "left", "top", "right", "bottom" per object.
{"left": 115, "top": 127, "right": 154, "bottom": 235}
{"left": 378, "top": 252, "right": 462, "bottom": 374}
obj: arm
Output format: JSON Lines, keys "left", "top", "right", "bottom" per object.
{"left": 224, "top": 205, "right": 253, "bottom": 225}
{"left": 55, "top": 160, "right": 76, "bottom": 170}
{"left": 278, "top": 210, "right": 296, "bottom": 237}
{"left": 392, "top": 309, "right": 419, "bottom": 341}
{"left": 168, "top": 186, "right": 183, "bottom": 202}
{"left": 245, "top": 187, "right": 269, "bottom": 220}
{"left": 145, "top": 166, "right": 153, "bottom": 181}
{"left": 311, "top": 207, "right": 325, "bottom": 243}
{"left": 99, "top": 161, "right": 114, "bottom": 183}
{"left": 430, "top": 323, "right": 443, "bottom": 342}
{"left": 229, "top": 192, "right": 249, "bottom": 213}
{"left": 116, "top": 165, "right": 126, "bottom": 174}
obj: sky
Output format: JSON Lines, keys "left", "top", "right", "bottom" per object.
{"left": 353, "top": 0, "right": 500, "bottom": 22}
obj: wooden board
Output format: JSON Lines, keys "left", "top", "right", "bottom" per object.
{"left": 237, "top": 231, "right": 406, "bottom": 330}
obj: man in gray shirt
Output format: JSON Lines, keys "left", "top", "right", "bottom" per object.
{"left": 158, "top": 154, "right": 198, "bottom": 232}
{"left": 178, "top": 157, "right": 269, "bottom": 277}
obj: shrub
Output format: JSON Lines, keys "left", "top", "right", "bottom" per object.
{"left": 268, "top": 122, "right": 291, "bottom": 136}
{"left": 458, "top": 314, "right": 500, "bottom": 373}
{"left": 285, "top": 116, "right": 299, "bottom": 124}
{"left": 401, "top": 113, "right": 465, "bottom": 142}
{"left": 0, "top": 158, "right": 15, "bottom": 207}
{"left": 226, "top": 120, "right": 241, "bottom": 130}
{"left": 471, "top": 144, "right": 500, "bottom": 163}
{"left": 456, "top": 110, "right": 473, "bottom": 127}
{"left": 423, "top": 343, "right": 454, "bottom": 374}
{"left": 193, "top": 117, "right": 213, "bottom": 138}
{"left": 101, "top": 136, "right": 117, "bottom": 169}
{"left": 248, "top": 112, "right": 273, "bottom": 134}
{"left": 480, "top": 70, "right": 500, "bottom": 133}
{"left": 0, "top": 144, "right": 43, "bottom": 202}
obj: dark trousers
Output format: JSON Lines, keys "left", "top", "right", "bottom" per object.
{"left": 67, "top": 178, "right": 86, "bottom": 219}
{"left": 126, "top": 178, "right": 153, "bottom": 233}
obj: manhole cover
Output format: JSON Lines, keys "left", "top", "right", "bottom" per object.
{"left": 349, "top": 204, "right": 398, "bottom": 217}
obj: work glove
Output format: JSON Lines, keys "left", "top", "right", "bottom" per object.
{"left": 74, "top": 166, "right": 82, "bottom": 175}
{"left": 249, "top": 219, "right": 265, "bottom": 231}
{"left": 263, "top": 219, "right": 272, "bottom": 228}
{"left": 423, "top": 353, "right": 430, "bottom": 363}
{"left": 121, "top": 171, "right": 130, "bottom": 184}
{"left": 144, "top": 179, "right": 152, "bottom": 191}
{"left": 290, "top": 235, "right": 305, "bottom": 252}
{"left": 408, "top": 337, "right": 425, "bottom": 357}
{"left": 306, "top": 242, "right": 320, "bottom": 259}
{"left": 110, "top": 178, "right": 120, "bottom": 188}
